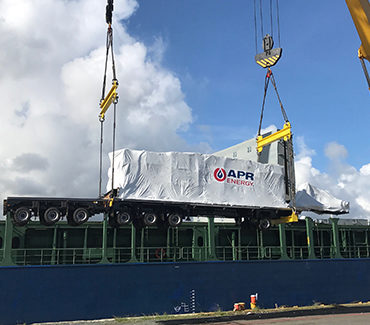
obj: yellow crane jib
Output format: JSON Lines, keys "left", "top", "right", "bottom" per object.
{"left": 99, "top": 80, "right": 118, "bottom": 120}
{"left": 346, "top": 0, "right": 370, "bottom": 90}
{"left": 346, "top": 0, "right": 370, "bottom": 62}
{"left": 257, "top": 122, "right": 291, "bottom": 153}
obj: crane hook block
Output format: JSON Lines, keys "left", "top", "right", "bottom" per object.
{"left": 255, "top": 34, "right": 282, "bottom": 68}
{"left": 257, "top": 122, "right": 291, "bottom": 153}
{"left": 99, "top": 80, "right": 118, "bottom": 120}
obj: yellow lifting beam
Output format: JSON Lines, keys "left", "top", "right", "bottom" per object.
{"left": 271, "top": 210, "right": 299, "bottom": 225}
{"left": 99, "top": 80, "right": 118, "bottom": 120}
{"left": 256, "top": 122, "right": 291, "bottom": 153}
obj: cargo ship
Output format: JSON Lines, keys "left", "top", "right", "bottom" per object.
{"left": 0, "top": 135, "right": 359, "bottom": 325}
{"left": 0, "top": 215, "right": 369, "bottom": 325}
{"left": 1, "top": 2, "right": 368, "bottom": 324}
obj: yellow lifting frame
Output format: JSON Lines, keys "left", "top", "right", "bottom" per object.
{"left": 257, "top": 122, "right": 292, "bottom": 153}
{"left": 271, "top": 210, "right": 299, "bottom": 225}
{"left": 99, "top": 80, "right": 118, "bottom": 120}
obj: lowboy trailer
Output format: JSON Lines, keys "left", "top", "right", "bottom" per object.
{"left": 3, "top": 194, "right": 297, "bottom": 229}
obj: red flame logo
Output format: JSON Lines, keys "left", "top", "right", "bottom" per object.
{"left": 214, "top": 168, "right": 226, "bottom": 182}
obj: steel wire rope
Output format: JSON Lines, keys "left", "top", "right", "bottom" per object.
{"left": 98, "top": 0, "right": 118, "bottom": 197}
{"left": 270, "top": 0, "right": 273, "bottom": 40}
{"left": 257, "top": 69, "right": 288, "bottom": 137}
{"left": 109, "top": 26, "right": 118, "bottom": 194}
{"left": 270, "top": 71, "right": 288, "bottom": 122}
{"left": 276, "top": 0, "right": 281, "bottom": 47}
{"left": 98, "top": 29, "right": 111, "bottom": 198}
{"left": 259, "top": 0, "right": 264, "bottom": 38}
{"left": 254, "top": 0, "right": 258, "bottom": 55}
{"left": 111, "top": 98, "right": 118, "bottom": 193}
{"left": 99, "top": 119, "right": 104, "bottom": 197}
{"left": 257, "top": 71, "right": 271, "bottom": 136}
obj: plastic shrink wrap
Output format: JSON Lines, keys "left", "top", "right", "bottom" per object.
{"left": 295, "top": 183, "right": 349, "bottom": 214}
{"left": 108, "top": 149, "right": 289, "bottom": 209}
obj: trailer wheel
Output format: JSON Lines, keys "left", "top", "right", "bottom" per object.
{"left": 234, "top": 217, "right": 242, "bottom": 226}
{"left": 72, "top": 208, "right": 89, "bottom": 225}
{"left": 42, "top": 207, "right": 61, "bottom": 226}
{"left": 116, "top": 211, "right": 132, "bottom": 226}
{"left": 259, "top": 218, "right": 271, "bottom": 230}
{"left": 13, "top": 207, "right": 31, "bottom": 226}
{"left": 143, "top": 213, "right": 157, "bottom": 226}
{"left": 167, "top": 214, "right": 182, "bottom": 227}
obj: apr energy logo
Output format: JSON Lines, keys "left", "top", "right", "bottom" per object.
{"left": 214, "top": 168, "right": 227, "bottom": 182}
{"left": 214, "top": 168, "right": 254, "bottom": 186}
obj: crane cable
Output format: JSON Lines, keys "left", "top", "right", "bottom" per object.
{"left": 257, "top": 68, "right": 288, "bottom": 137}
{"left": 254, "top": 0, "right": 286, "bottom": 136}
{"left": 99, "top": 0, "right": 118, "bottom": 198}
{"left": 253, "top": 0, "right": 281, "bottom": 50}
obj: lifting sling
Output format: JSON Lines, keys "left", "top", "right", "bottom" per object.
{"left": 256, "top": 68, "right": 291, "bottom": 153}
{"left": 98, "top": 0, "right": 119, "bottom": 198}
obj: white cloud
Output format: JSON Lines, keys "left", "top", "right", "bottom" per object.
{"left": 295, "top": 139, "right": 370, "bottom": 219}
{"left": 360, "top": 163, "right": 370, "bottom": 176}
{"left": 0, "top": 0, "right": 202, "bottom": 211}
{"left": 325, "top": 142, "right": 348, "bottom": 160}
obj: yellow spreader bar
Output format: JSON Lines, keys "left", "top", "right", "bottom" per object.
{"left": 271, "top": 210, "right": 299, "bottom": 225}
{"left": 99, "top": 80, "right": 118, "bottom": 120}
{"left": 257, "top": 122, "right": 291, "bottom": 153}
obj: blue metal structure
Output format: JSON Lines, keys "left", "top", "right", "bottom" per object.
{"left": 0, "top": 259, "right": 369, "bottom": 325}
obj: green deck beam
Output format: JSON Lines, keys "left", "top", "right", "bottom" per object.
{"left": 330, "top": 218, "right": 343, "bottom": 259}
{"left": 129, "top": 223, "right": 138, "bottom": 263}
{"left": 112, "top": 227, "right": 117, "bottom": 263}
{"left": 207, "top": 218, "right": 217, "bottom": 260}
{"left": 51, "top": 226, "right": 58, "bottom": 265}
{"left": 279, "top": 224, "right": 289, "bottom": 260}
{"left": 257, "top": 229, "right": 264, "bottom": 259}
{"left": 305, "top": 218, "right": 316, "bottom": 259}
{"left": 231, "top": 231, "right": 237, "bottom": 260}
{"left": 99, "top": 213, "right": 110, "bottom": 264}
{"left": 140, "top": 228, "right": 145, "bottom": 262}
{"left": 2, "top": 213, "right": 15, "bottom": 266}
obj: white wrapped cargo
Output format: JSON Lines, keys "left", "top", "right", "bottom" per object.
{"left": 108, "top": 149, "right": 289, "bottom": 209}
{"left": 295, "top": 183, "right": 349, "bottom": 214}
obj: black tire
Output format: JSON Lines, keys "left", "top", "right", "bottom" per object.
{"left": 241, "top": 218, "right": 252, "bottom": 229}
{"left": 259, "top": 218, "right": 271, "bottom": 230}
{"left": 72, "top": 208, "right": 89, "bottom": 225}
{"left": 116, "top": 211, "right": 132, "bottom": 226}
{"left": 133, "top": 218, "right": 144, "bottom": 229}
{"left": 42, "top": 207, "right": 61, "bottom": 226}
{"left": 12, "top": 207, "right": 31, "bottom": 226}
{"left": 167, "top": 214, "right": 182, "bottom": 227}
{"left": 234, "top": 217, "right": 242, "bottom": 226}
{"left": 143, "top": 213, "right": 157, "bottom": 226}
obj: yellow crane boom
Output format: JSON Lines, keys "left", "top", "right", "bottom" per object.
{"left": 345, "top": 0, "right": 370, "bottom": 89}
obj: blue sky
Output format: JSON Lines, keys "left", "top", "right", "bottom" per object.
{"left": 126, "top": 0, "right": 369, "bottom": 172}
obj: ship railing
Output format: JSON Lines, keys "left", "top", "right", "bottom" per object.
{"left": 340, "top": 245, "right": 370, "bottom": 259}
{"left": 8, "top": 244, "right": 370, "bottom": 266}
{"left": 133, "top": 246, "right": 205, "bottom": 263}
{"left": 10, "top": 248, "right": 103, "bottom": 266}
{"left": 216, "top": 246, "right": 281, "bottom": 261}
{"left": 286, "top": 246, "right": 309, "bottom": 259}
{"left": 314, "top": 246, "right": 334, "bottom": 259}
